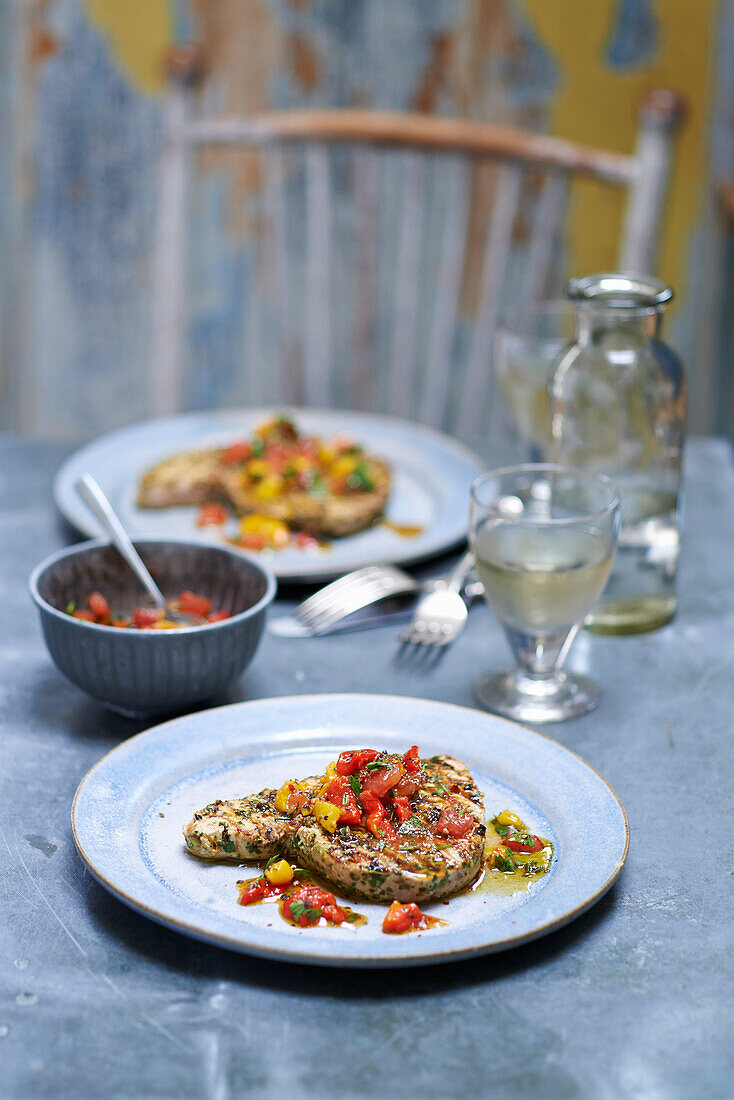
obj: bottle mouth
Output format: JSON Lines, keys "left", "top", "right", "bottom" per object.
{"left": 564, "top": 272, "right": 674, "bottom": 309}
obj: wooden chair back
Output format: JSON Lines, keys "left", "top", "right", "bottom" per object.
{"left": 152, "top": 48, "right": 684, "bottom": 442}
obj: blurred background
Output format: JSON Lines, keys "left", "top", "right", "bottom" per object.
{"left": 1, "top": 0, "right": 731, "bottom": 443}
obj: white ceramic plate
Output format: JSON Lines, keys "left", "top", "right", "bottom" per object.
{"left": 71, "top": 694, "right": 629, "bottom": 968}
{"left": 54, "top": 408, "right": 484, "bottom": 582}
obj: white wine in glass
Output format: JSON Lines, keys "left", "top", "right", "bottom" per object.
{"left": 470, "top": 466, "right": 620, "bottom": 723}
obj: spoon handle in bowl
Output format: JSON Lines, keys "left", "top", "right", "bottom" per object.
{"left": 76, "top": 474, "right": 168, "bottom": 612}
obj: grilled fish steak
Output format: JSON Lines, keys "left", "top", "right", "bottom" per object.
{"left": 183, "top": 754, "right": 485, "bottom": 903}
{"left": 137, "top": 414, "right": 391, "bottom": 539}
{"left": 218, "top": 457, "right": 390, "bottom": 538}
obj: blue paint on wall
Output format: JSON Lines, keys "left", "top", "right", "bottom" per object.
{"left": 605, "top": 0, "right": 659, "bottom": 68}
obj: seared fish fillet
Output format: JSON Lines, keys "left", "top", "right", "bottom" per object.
{"left": 137, "top": 449, "right": 224, "bottom": 509}
{"left": 218, "top": 457, "right": 390, "bottom": 538}
{"left": 183, "top": 755, "right": 485, "bottom": 904}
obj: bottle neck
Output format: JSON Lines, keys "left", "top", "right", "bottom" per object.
{"left": 576, "top": 304, "right": 663, "bottom": 344}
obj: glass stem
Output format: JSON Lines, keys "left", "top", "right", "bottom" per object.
{"left": 503, "top": 624, "right": 579, "bottom": 680}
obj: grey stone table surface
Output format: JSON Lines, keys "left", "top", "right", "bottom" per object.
{"left": 2, "top": 436, "right": 733, "bottom": 1100}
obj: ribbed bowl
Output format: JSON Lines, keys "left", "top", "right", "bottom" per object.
{"left": 29, "top": 538, "right": 276, "bottom": 716}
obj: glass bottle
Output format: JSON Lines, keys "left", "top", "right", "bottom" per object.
{"left": 549, "top": 273, "right": 686, "bottom": 634}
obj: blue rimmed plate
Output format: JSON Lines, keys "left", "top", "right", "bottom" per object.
{"left": 71, "top": 694, "right": 628, "bottom": 968}
{"left": 54, "top": 408, "right": 483, "bottom": 582}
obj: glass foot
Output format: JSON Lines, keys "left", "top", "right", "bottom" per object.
{"left": 473, "top": 668, "right": 601, "bottom": 724}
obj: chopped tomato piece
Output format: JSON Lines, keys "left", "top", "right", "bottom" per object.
{"left": 72, "top": 609, "right": 96, "bottom": 622}
{"left": 382, "top": 901, "right": 426, "bottom": 934}
{"left": 392, "top": 772, "right": 420, "bottom": 798}
{"left": 222, "top": 441, "right": 252, "bottom": 465}
{"left": 237, "top": 879, "right": 267, "bottom": 905}
{"left": 359, "top": 762, "right": 403, "bottom": 799}
{"left": 282, "top": 885, "right": 340, "bottom": 927}
{"left": 435, "top": 805, "right": 474, "bottom": 839}
{"left": 178, "top": 590, "right": 212, "bottom": 617}
{"left": 336, "top": 749, "right": 379, "bottom": 776}
{"left": 324, "top": 777, "right": 362, "bottom": 826}
{"left": 88, "top": 591, "right": 110, "bottom": 622}
{"left": 505, "top": 834, "right": 544, "bottom": 853}
{"left": 361, "top": 791, "right": 399, "bottom": 843}
{"left": 293, "top": 531, "right": 319, "bottom": 549}
{"left": 403, "top": 745, "right": 421, "bottom": 774}
{"left": 238, "top": 533, "right": 267, "bottom": 551}
{"left": 133, "top": 607, "right": 161, "bottom": 629}
{"left": 322, "top": 904, "right": 346, "bottom": 925}
{"left": 196, "top": 502, "right": 229, "bottom": 526}
{"left": 111, "top": 617, "right": 131, "bottom": 628}
{"left": 391, "top": 795, "right": 412, "bottom": 824}
{"left": 206, "top": 609, "right": 231, "bottom": 623}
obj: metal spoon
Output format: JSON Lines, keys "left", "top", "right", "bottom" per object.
{"left": 75, "top": 473, "right": 206, "bottom": 627}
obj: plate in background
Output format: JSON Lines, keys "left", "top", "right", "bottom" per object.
{"left": 54, "top": 408, "right": 484, "bottom": 582}
{"left": 71, "top": 694, "right": 629, "bottom": 968}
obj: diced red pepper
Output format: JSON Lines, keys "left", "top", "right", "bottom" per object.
{"left": 73, "top": 609, "right": 96, "bottom": 622}
{"left": 505, "top": 834, "right": 544, "bottom": 853}
{"left": 324, "top": 777, "right": 362, "bottom": 826}
{"left": 178, "top": 590, "right": 212, "bottom": 617}
{"left": 237, "top": 879, "right": 267, "bottom": 905}
{"left": 222, "top": 441, "right": 252, "bottom": 466}
{"left": 391, "top": 795, "right": 412, "bottom": 824}
{"left": 238, "top": 534, "right": 266, "bottom": 552}
{"left": 435, "top": 805, "right": 475, "bottom": 839}
{"left": 336, "top": 749, "right": 379, "bottom": 776}
{"left": 206, "top": 609, "right": 231, "bottom": 623}
{"left": 111, "top": 618, "right": 131, "bottom": 628}
{"left": 359, "top": 762, "right": 403, "bottom": 799}
{"left": 294, "top": 531, "right": 319, "bottom": 549}
{"left": 382, "top": 901, "right": 427, "bottom": 934}
{"left": 88, "top": 591, "right": 110, "bottom": 622}
{"left": 361, "top": 791, "right": 399, "bottom": 843}
{"left": 403, "top": 745, "right": 421, "bottom": 773}
{"left": 196, "top": 502, "right": 229, "bottom": 526}
{"left": 282, "top": 885, "right": 341, "bottom": 927}
{"left": 133, "top": 607, "right": 161, "bottom": 629}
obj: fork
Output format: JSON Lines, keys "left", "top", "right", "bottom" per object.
{"left": 295, "top": 564, "right": 420, "bottom": 636}
{"left": 398, "top": 550, "right": 475, "bottom": 649}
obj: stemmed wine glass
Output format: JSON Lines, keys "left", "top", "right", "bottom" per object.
{"left": 470, "top": 465, "right": 620, "bottom": 723}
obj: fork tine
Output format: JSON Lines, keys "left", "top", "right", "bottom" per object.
{"left": 297, "top": 568, "right": 376, "bottom": 621}
{"left": 302, "top": 579, "right": 396, "bottom": 634}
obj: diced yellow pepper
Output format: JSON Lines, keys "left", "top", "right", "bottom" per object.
{"left": 495, "top": 809, "right": 524, "bottom": 829}
{"left": 274, "top": 782, "right": 296, "bottom": 813}
{"left": 254, "top": 475, "right": 284, "bottom": 500}
{"left": 318, "top": 444, "right": 336, "bottom": 466}
{"left": 314, "top": 799, "right": 341, "bottom": 834}
{"left": 330, "top": 455, "right": 359, "bottom": 480}
{"left": 238, "top": 514, "right": 290, "bottom": 548}
{"left": 264, "top": 859, "right": 294, "bottom": 886}
{"left": 150, "top": 619, "right": 180, "bottom": 630}
{"left": 317, "top": 760, "right": 339, "bottom": 799}
{"left": 246, "top": 458, "right": 269, "bottom": 480}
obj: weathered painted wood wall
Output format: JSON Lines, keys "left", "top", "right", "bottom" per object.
{"left": 0, "top": 0, "right": 731, "bottom": 441}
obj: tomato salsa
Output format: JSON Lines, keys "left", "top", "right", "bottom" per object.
{"left": 483, "top": 810, "right": 553, "bottom": 881}
{"left": 236, "top": 859, "right": 366, "bottom": 929}
{"left": 65, "top": 589, "right": 230, "bottom": 629}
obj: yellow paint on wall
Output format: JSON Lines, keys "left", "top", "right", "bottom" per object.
{"left": 524, "top": 0, "right": 714, "bottom": 307}
{"left": 83, "top": 0, "right": 172, "bottom": 94}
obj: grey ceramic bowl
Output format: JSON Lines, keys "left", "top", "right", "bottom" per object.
{"left": 29, "top": 538, "right": 276, "bottom": 716}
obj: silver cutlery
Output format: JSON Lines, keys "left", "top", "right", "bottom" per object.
{"left": 75, "top": 473, "right": 207, "bottom": 627}
{"left": 294, "top": 564, "right": 419, "bottom": 636}
{"left": 398, "top": 550, "right": 475, "bottom": 649}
